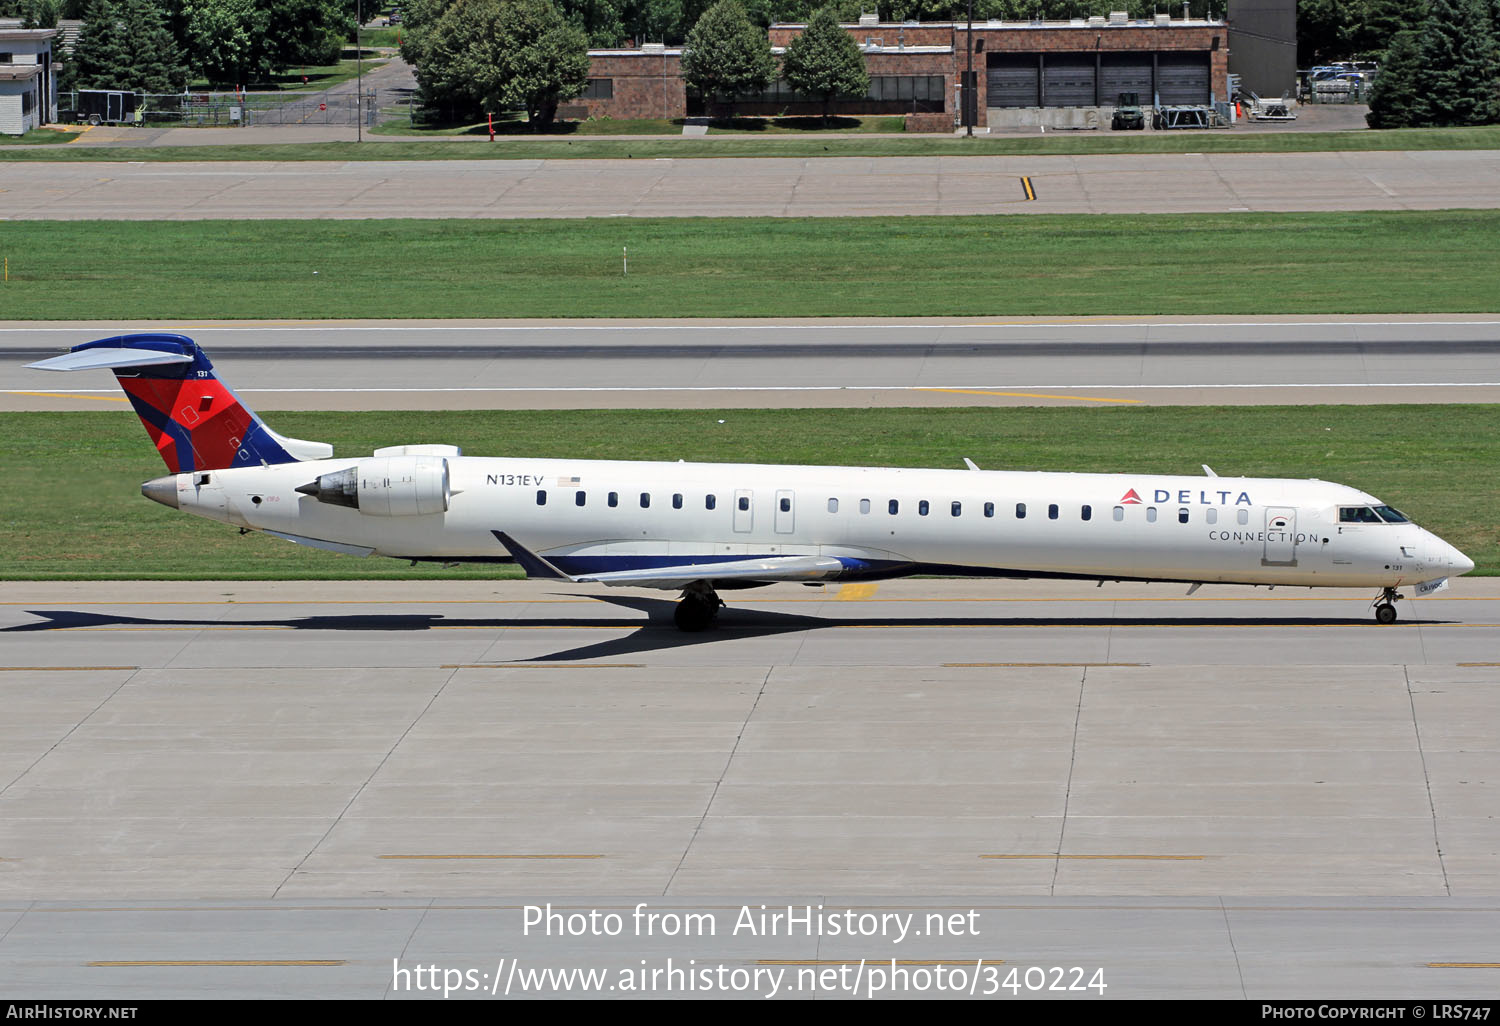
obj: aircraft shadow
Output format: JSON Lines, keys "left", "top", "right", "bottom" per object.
{"left": 3, "top": 596, "right": 1456, "bottom": 663}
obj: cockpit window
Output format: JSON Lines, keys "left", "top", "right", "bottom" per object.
{"left": 1339, "top": 506, "right": 1385, "bottom": 524}
{"left": 1373, "top": 505, "right": 1409, "bottom": 523}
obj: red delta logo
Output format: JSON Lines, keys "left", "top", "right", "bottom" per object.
{"left": 1120, "top": 488, "right": 1143, "bottom": 504}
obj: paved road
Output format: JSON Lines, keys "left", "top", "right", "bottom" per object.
{"left": 2, "top": 577, "right": 1498, "bottom": 996}
{"left": 5, "top": 316, "right": 1499, "bottom": 409}
{"left": 3, "top": 577, "right": 1497, "bottom": 900}
{"left": 6, "top": 149, "right": 1500, "bottom": 219}
{"left": 5, "top": 896, "right": 1498, "bottom": 999}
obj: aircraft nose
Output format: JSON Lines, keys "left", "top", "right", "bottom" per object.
{"left": 141, "top": 475, "right": 179, "bottom": 510}
{"left": 1450, "top": 545, "right": 1475, "bottom": 576}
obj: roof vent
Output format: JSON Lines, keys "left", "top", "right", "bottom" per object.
{"left": 642, "top": 41, "right": 665, "bottom": 51}
{"left": 1088, "top": 14, "right": 1106, "bottom": 25}
{"left": 1108, "top": 10, "right": 1128, "bottom": 23}
{"left": 858, "top": 12, "right": 879, "bottom": 26}
{"left": 1154, "top": 11, "right": 1170, "bottom": 24}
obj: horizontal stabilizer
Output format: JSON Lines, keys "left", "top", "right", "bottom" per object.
{"left": 577, "top": 554, "right": 846, "bottom": 590}
{"left": 27, "top": 348, "right": 195, "bottom": 372}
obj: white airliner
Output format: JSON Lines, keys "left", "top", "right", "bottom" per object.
{"left": 31, "top": 334, "right": 1474, "bottom": 631}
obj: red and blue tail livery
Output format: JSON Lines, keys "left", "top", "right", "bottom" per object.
{"left": 27, "top": 333, "right": 331, "bottom": 473}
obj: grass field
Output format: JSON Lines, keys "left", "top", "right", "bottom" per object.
{"left": 2, "top": 212, "right": 1498, "bottom": 319}
{"left": 2, "top": 406, "right": 1494, "bottom": 580}
{"left": 0, "top": 128, "right": 80, "bottom": 145}
{"left": 5, "top": 124, "right": 1500, "bottom": 161}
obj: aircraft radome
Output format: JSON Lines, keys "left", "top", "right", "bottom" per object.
{"left": 29, "top": 334, "right": 1475, "bottom": 631}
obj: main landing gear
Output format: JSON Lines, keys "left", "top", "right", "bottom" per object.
{"left": 1373, "top": 587, "right": 1401, "bottom": 625}
{"left": 674, "top": 582, "right": 724, "bottom": 632}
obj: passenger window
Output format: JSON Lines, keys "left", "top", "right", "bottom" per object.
{"left": 705, "top": 494, "right": 716, "bottom": 510}
{"left": 827, "top": 497, "right": 838, "bottom": 513}
{"left": 889, "top": 499, "right": 899, "bottom": 515}
{"left": 860, "top": 498, "right": 871, "bottom": 514}
{"left": 984, "top": 502, "right": 994, "bottom": 518}
{"left": 1178, "top": 508, "right": 1189, "bottom": 523}
{"left": 673, "top": 493, "right": 683, "bottom": 509}
{"left": 1147, "top": 507, "right": 1158, "bottom": 523}
{"left": 951, "top": 501, "right": 961, "bottom": 517}
{"left": 918, "top": 500, "right": 929, "bottom": 516}
{"left": 608, "top": 491, "right": 618, "bottom": 508}
{"left": 1237, "top": 509, "right": 1249, "bottom": 525}
{"left": 1016, "top": 503, "right": 1026, "bottom": 519}
{"left": 640, "top": 492, "right": 650, "bottom": 509}
{"left": 1113, "top": 506, "right": 1124, "bottom": 521}
{"left": 1206, "top": 508, "right": 1217, "bottom": 524}
{"left": 1081, "top": 504, "right": 1092, "bottom": 521}
{"left": 536, "top": 490, "right": 547, "bottom": 506}
{"left": 1048, "top": 504, "right": 1059, "bottom": 520}
{"left": 779, "top": 497, "right": 791, "bottom": 513}
{"left": 575, "top": 490, "right": 586, "bottom": 507}
{"left": 739, "top": 496, "right": 750, "bottom": 511}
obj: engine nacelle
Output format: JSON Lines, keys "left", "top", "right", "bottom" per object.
{"left": 296, "top": 456, "right": 451, "bottom": 516}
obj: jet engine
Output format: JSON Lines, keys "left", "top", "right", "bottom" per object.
{"left": 296, "top": 456, "right": 451, "bottom": 516}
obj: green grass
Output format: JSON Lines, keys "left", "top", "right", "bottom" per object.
{"left": 2, "top": 406, "right": 1494, "bottom": 580}
{"left": 0, "top": 128, "right": 80, "bottom": 145}
{"left": 360, "top": 27, "right": 401, "bottom": 47}
{"left": 6, "top": 124, "right": 1500, "bottom": 160}
{"left": 3, "top": 212, "right": 1500, "bottom": 319}
{"left": 189, "top": 56, "right": 386, "bottom": 93}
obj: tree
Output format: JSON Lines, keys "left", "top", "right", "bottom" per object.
{"left": 183, "top": 0, "right": 271, "bottom": 85}
{"left": 261, "top": 0, "right": 351, "bottom": 70}
{"left": 680, "top": 0, "right": 775, "bottom": 116}
{"left": 1366, "top": 0, "right": 1500, "bottom": 127}
{"left": 19, "top": 0, "right": 61, "bottom": 27}
{"left": 1411, "top": 0, "right": 1500, "bottom": 125}
{"left": 780, "top": 4, "right": 866, "bottom": 121}
{"left": 495, "top": 0, "right": 591, "bottom": 126}
{"left": 1365, "top": 27, "right": 1423, "bottom": 125}
{"left": 403, "top": 0, "right": 588, "bottom": 128}
{"left": 71, "top": 0, "right": 188, "bottom": 92}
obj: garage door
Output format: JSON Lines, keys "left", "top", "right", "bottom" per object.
{"left": 986, "top": 53, "right": 1038, "bottom": 108}
{"left": 1043, "top": 54, "right": 1096, "bottom": 107}
{"left": 1099, "top": 53, "right": 1154, "bottom": 105}
{"left": 1156, "top": 52, "right": 1210, "bottom": 104}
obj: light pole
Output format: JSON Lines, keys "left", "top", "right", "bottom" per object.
{"left": 965, "top": 0, "right": 974, "bottom": 136}
{"left": 356, "top": 0, "right": 363, "bottom": 142}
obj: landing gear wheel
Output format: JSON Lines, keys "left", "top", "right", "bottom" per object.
{"left": 673, "top": 595, "right": 718, "bottom": 632}
{"left": 1372, "top": 587, "right": 1401, "bottom": 624}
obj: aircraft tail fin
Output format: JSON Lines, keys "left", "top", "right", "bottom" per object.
{"left": 27, "top": 333, "right": 332, "bottom": 473}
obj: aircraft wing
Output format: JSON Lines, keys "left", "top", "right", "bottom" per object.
{"left": 492, "top": 531, "right": 845, "bottom": 589}
{"left": 575, "top": 554, "right": 846, "bottom": 589}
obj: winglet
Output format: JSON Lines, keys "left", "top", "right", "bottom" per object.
{"left": 492, "top": 531, "right": 574, "bottom": 581}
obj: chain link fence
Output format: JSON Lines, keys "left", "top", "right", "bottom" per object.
{"left": 61, "top": 90, "right": 410, "bottom": 127}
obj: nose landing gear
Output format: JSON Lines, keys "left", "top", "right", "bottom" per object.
{"left": 1373, "top": 587, "right": 1401, "bottom": 624}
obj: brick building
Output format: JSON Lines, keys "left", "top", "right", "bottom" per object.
{"left": 578, "top": 13, "right": 1228, "bottom": 132}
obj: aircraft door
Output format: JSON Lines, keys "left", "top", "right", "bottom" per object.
{"left": 1263, "top": 507, "right": 1297, "bottom": 565}
{"left": 774, "top": 489, "right": 794, "bottom": 534}
{"left": 733, "top": 489, "right": 753, "bottom": 533}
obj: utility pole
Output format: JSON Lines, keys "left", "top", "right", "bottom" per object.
{"left": 965, "top": 0, "right": 974, "bottom": 136}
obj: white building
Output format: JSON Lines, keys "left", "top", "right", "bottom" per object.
{"left": 0, "top": 28, "right": 58, "bottom": 135}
